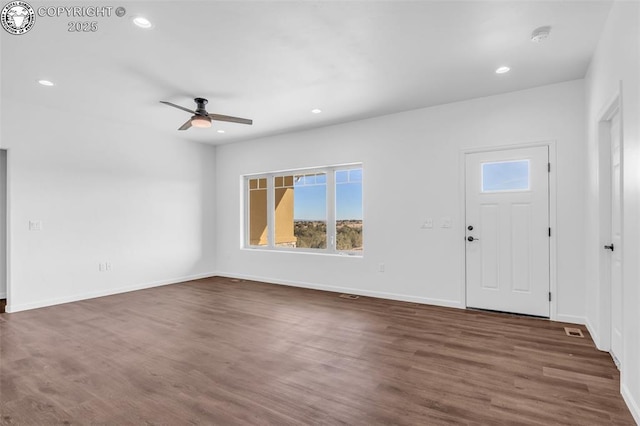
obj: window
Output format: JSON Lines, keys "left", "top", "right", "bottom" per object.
{"left": 481, "top": 160, "right": 530, "bottom": 192}
{"left": 247, "top": 177, "right": 268, "bottom": 246}
{"left": 335, "top": 169, "right": 363, "bottom": 251}
{"left": 245, "top": 165, "right": 363, "bottom": 254}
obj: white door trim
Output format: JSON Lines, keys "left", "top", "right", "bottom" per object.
{"left": 1, "top": 148, "right": 10, "bottom": 310}
{"left": 459, "top": 140, "right": 557, "bottom": 320}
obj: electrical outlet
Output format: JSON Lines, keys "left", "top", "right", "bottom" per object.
{"left": 379, "top": 263, "right": 385, "bottom": 272}
{"left": 441, "top": 217, "right": 452, "bottom": 228}
{"left": 105, "top": 262, "right": 112, "bottom": 271}
{"left": 99, "top": 263, "right": 104, "bottom": 272}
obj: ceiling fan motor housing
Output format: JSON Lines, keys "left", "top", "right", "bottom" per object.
{"left": 194, "top": 98, "right": 209, "bottom": 115}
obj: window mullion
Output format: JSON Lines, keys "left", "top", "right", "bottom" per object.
{"left": 326, "top": 169, "right": 336, "bottom": 253}
{"left": 267, "top": 175, "right": 275, "bottom": 248}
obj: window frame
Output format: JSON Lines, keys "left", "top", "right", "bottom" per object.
{"left": 243, "top": 163, "right": 363, "bottom": 256}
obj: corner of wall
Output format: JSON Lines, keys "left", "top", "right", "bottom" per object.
{"left": 622, "top": 384, "right": 640, "bottom": 425}
{"left": 584, "top": 315, "right": 603, "bottom": 350}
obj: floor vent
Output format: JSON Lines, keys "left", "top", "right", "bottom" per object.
{"left": 339, "top": 294, "right": 360, "bottom": 300}
{"left": 564, "top": 327, "right": 584, "bottom": 338}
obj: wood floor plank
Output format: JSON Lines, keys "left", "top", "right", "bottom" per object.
{"left": 0, "top": 276, "right": 635, "bottom": 425}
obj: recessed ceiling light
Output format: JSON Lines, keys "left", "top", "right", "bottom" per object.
{"left": 495, "top": 66, "right": 511, "bottom": 74}
{"left": 38, "top": 80, "right": 54, "bottom": 86}
{"left": 311, "top": 108, "right": 322, "bottom": 114}
{"left": 133, "top": 16, "right": 152, "bottom": 29}
{"left": 217, "top": 130, "right": 225, "bottom": 134}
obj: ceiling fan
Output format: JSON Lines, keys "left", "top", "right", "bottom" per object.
{"left": 160, "top": 97, "right": 253, "bottom": 130}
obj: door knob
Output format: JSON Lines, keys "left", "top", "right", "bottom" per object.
{"left": 604, "top": 244, "right": 614, "bottom": 251}
{"left": 467, "top": 236, "right": 479, "bottom": 242}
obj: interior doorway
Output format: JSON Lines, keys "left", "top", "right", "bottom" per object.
{"left": 599, "top": 102, "right": 623, "bottom": 368}
{"left": 0, "top": 149, "right": 6, "bottom": 313}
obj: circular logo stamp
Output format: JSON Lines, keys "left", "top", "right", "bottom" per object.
{"left": 1, "top": 1, "right": 35, "bottom": 35}
{"left": 115, "top": 7, "right": 126, "bottom": 17}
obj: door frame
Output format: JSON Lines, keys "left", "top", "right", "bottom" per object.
{"left": 0, "top": 148, "right": 9, "bottom": 310}
{"left": 595, "top": 90, "right": 623, "bottom": 356}
{"left": 459, "top": 141, "right": 558, "bottom": 320}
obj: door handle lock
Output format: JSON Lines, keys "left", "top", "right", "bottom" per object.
{"left": 467, "top": 236, "right": 479, "bottom": 242}
{"left": 604, "top": 244, "right": 614, "bottom": 251}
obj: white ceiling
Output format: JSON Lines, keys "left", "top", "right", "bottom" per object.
{"left": 1, "top": 1, "right": 612, "bottom": 144}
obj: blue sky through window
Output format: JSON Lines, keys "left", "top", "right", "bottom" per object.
{"left": 482, "top": 160, "right": 529, "bottom": 192}
{"left": 294, "top": 185, "right": 327, "bottom": 221}
{"left": 293, "top": 169, "right": 363, "bottom": 221}
{"left": 336, "top": 182, "right": 363, "bottom": 220}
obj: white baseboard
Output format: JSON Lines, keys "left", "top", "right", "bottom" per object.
{"left": 215, "top": 271, "right": 466, "bottom": 309}
{"left": 555, "top": 314, "right": 586, "bottom": 325}
{"left": 622, "top": 384, "right": 640, "bottom": 425}
{"left": 5, "top": 272, "right": 217, "bottom": 313}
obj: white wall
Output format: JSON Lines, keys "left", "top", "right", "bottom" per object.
{"left": 0, "top": 102, "right": 217, "bottom": 312}
{"left": 584, "top": 1, "right": 640, "bottom": 422}
{"left": 216, "top": 80, "right": 586, "bottom": 322}
{"left": 0, "top": 149, "right": 6, "bottom": 298}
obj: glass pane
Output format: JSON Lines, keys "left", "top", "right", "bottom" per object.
{"left": 315, "top": 174, "right": 327, "bottom": 184}
{"left": 336, "top": 168, "right": 363, "bottom": 251}
{"left": 248, "top": 181, "right": 268, "bottom": 246}
{"left": 336, "top": 170, "right": 348, "bottom": 184}
{"left": 482, "top": 160, "right": 529, "bottom": 192}
{"left": 274, "top": 174, "right": 295, "bottom": 248}
{"left": 349, "top": 169, "right": 363, "bottom": 182}
{"left": 276, "top": 174, "right": 327, "bottom": 249}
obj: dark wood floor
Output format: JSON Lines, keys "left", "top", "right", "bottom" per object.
{"left": 0, "top": 277, "right": 635, "bottom": 425}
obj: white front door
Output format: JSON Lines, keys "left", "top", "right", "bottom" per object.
{"left": 608, "top": 111, "right": 623, "bottom": 365}
{"left": 465, "top": 146, "right": 550, "bottom": 317}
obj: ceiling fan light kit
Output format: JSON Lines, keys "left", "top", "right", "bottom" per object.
{"left": 191, "top": 115, "right": 212, "bottom": 128}
{"left": 160, "top": 97, "right": 253, "bottom": 131}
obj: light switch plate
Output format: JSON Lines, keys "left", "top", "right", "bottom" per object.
{"left": 421, "top": 218, "right": 433, "bottom": 229}
{"left": 29, "top": 220, "right": 42, "bottom": 231}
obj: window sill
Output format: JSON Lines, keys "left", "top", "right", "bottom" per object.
{"left": 241, "top": 247, "right": 363, "bottom": 258}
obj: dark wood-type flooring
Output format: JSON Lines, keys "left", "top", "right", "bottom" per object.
{"left": 0, "top": 277, "right": 635, "bottom": 425}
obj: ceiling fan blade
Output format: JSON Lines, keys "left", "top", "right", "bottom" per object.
{"left": 160, "top": 101, "right": 196, "bottom": 115}
{"left": 178, "top": 119, "right": 192, "bottom": 131}
{"left": 209, "top": 114, "right": 253, "bottom": 125}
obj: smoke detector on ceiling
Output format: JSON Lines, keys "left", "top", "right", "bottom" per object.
{"left": 531, "top": 26, "right": 551, "bottom": 43}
